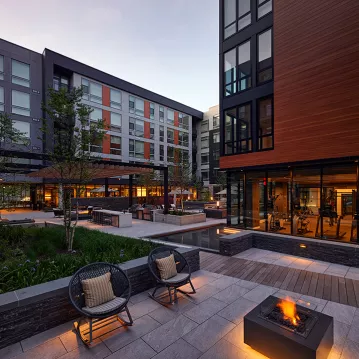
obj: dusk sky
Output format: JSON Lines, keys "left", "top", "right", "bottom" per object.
{"left": 0, "top": 0, "right": 219, "bottom": 112}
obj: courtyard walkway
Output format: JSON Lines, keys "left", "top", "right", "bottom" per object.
{"left": 2, "top": 254, "right": 359, "bottom": 358}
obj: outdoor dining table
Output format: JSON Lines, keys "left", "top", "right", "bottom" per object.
{"left": 92, "top": 209, "right": 132, "bottom": 228}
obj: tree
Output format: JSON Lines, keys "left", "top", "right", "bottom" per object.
{"left": 214, "top": 171, "right": 227, "bottom": 190}
{"left": 41, "top": 86, "right": 106, "bottom": 251}
{"left": 168, "top": 149, "right": 192, "bottom": 211}
{"left": 136, "top": 165, "right": 161, "bottom": 204}
{"left": 0, "top": 112, "right": 29, "bottom": 212}
{"left": 191, "top": 175, "right": 203, "bottom": 200}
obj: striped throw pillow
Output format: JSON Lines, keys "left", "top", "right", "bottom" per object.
{"left": 81, "top": 272, "right": 115, "bottom": 308}
{"left": 156, "top": 254, "right": 177, "bottom": 280}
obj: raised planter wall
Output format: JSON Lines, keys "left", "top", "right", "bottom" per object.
{"left": 153, "top": 212, "right": 206, "bottom": 226}
{"left": 0, "top": 247, "right": 200, "bottom": 350}
{"left": 219, "top": 230, "right": 359, "bottom": 267}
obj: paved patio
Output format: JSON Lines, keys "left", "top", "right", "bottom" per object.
{"left": 1, "top": 268, "right": 359, "bottom": 359}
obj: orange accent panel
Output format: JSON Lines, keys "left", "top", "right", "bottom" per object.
{"left": 221, "top": 0, "right": 359, "bottom": 170}
{"left": 174, "top": 130, "right": 179, "bottom": 145}
{"left": 144, "top": 101, "right": 150, "bottom": 119}
{"left": 144, "top": 121, "right": 150, "bottom": 139}
{"left": 174, "top": 111, "right": 179, "bottom": 127}
{"left": 102, "top": 86, "right": 110, "bottom": 107}
{"left": 144, "top": 142, "right": 150, "bottom": 160}
{"left": 102, "top": 110, "right": 111, "bottom": 155}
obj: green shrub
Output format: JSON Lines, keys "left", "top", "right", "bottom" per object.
{"left": 0, "top": 225, "right": 157, "bottom": 294}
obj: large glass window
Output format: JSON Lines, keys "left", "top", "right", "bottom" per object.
{"left": 258, "top": 28, "right": 273, "bottom": 83}
{"left": 224, "top": 0, "right": 251, "bottom": 39}
{"left": 202, "top": 171, "right": 209, "bottom": 181}
{"left": 224, "top": 48, "right": 236, "bottom": 97}
{"left": 179, "top": 113, "right": 189, "bottom": 130}
{"left": 110, "top": 136, "right": 121, "bottom": 155}
{"left": 90, "top": 135, "right": 103, "bottom": 153}
{"left": 201, "top": 136, "right": 209, "bottom": 149}
{"left": 12, "top": 90, "right": 30, "bottom": 116}
{"left": 89, "top": 82, "right": 102, "bottom": 104}
{"left": 110, "top": 89, "right": 121, "bottom": 109}
{"left": 159, "top": 125, "right": 164, "bottom": 142}
{"left": 160, "top": 145, "right": 164, "bottom": 161}
{"left": 238, "top": 41, "right": 251, "bottom": 92}
{"left": 150, "top": 103, "right": 155, "bottom": 120}
{"left": 167, "top": 128, "right": 174, "bottom": 144}
{"left": 213, "top": 132, "right": 220, "bottom": 143}
{"left": 13, "top": 120, "right": 30, "bottom": 139}
{"left": 110, "top": 112, "right": 121, "bottom": 132}
{"left": 258, "top": 0, "right": 272, "bottom": 19}
{"left": 167, "top": 146, "right": 174, "bottom": 162}
{"left": 129, "top": 96, "right": 144, "bottom": 116}
{"left": 150, "top": 143, "right": 155, "bottom": 160}
{"left": 159, "top": 106, "right": 164, "bottom": 122}
{"left": 0, "top": 86, "right": 4, "bottom": 111}
{"left": 201, "top": 154, "right": 209, "bottom": 165}
{"left": 258, "top": 96, "right": 273, "bottom": 150}
{"left": 238, "top": 104, "right": 252, "bottom": 153}
{"left": 213, "top": 115, "right": 220, "bottom": 129}
{"left": 129, "top": 117, "right": 144, "bottom": 137}
{"left": 12, "top": 60, "right": 30, "bottom": 87}
{"left": 129, "top": 139, "right": 144, "bottom": 158}
{"left": 54, "top": 75, "right": 69, "bottom": 91}
{"left": 224, "top": 108, "right": 236, "bottom": 155}
{"left": 150, "top": 123, "right": 155, "bottom": 139}
{"left": 0, "top": 55, "right": 3, "bottom": 80}
{"left": 90, "top": 107, "right": 102, "bottom": 122}
{"left": 201, "top": 120, "right": 209, "bottom": 133}
{"left": 167, "top": 109, "right": 174, "bottom": 125}
{"left": 179, "top": 131, "right": 189, "bottom": 146}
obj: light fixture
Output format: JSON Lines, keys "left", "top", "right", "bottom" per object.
{"left": 216, "top": 201, "right": 220, "bottom": 209}
{"left": 300, "top": 244, "right": 307, "bottom": 249}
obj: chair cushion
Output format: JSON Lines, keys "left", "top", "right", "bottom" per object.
{"left": 81, "top": 272, "right": 115, "bottom": 308}
{"left": 165, "top": 272, "right": 190, "bottom": 283}
{"left": 155, "top": 254, "right": 177, "bottom": 280}
{"left": 82, "top": 296, "right": 126, "bottom": 315}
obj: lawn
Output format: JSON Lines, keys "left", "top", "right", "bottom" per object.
{"left": 0, "top": 224, "right": 157, "bottom": 294}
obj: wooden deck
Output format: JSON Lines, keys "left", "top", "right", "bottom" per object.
{"left": 200, "top": 251, "right": 359, "bottom": 307}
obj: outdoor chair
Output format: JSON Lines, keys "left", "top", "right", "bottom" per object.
{"left": 148, "top": 246, "right": 196, "bottom": 305}
{"left": 68, "top": 262, "right": 133, "bottom": 346}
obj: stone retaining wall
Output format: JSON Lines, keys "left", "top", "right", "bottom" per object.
{"left": 0, "top": 247, "right": 200, "bottom": 350}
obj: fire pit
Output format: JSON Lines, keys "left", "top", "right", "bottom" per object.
{"left": 244, "top": 296, "right": 333, "bottom": 359}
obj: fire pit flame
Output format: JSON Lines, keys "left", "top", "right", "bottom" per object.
{"left": 277, "top": 297, "right": 300, "bottom": 326}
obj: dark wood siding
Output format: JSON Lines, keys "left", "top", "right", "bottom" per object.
{"left": 221, "top": 0, "right": 359, "bottom": 169}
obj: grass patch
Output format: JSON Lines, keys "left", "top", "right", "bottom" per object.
{"left": 0, "top": 225, "right": 157, "bottom": 294}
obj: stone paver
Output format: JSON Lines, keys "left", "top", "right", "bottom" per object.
{"left": 3, "top": 268, "right": 359, "bottom": 359}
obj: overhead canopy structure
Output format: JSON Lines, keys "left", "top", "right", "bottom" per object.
{"left": 168, "top": 189, "right": 192, "bottom": 195}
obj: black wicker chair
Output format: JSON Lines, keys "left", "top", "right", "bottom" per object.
{"left": 148, "top": 246, "right": 196, "bottom": 305}
{"left": 68, "top": 262, "right": 133, "bottom": 346}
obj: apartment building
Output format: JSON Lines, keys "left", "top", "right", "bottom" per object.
{"left": 0, "top": 39, "right": 203, "bottom": 207}
{"left": 219, "top": 0, "right": 359, "bottom": 243}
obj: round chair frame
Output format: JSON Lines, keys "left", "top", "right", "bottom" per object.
{"left": 148, "top": 246, "right": 196, "bottom": 305}
{"left": 68, "top": 262, "right": 133, "bottom": 346}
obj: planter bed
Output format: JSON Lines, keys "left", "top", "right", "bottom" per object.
{"left": 153, "top": 212, "right": 206, "bottom": 225}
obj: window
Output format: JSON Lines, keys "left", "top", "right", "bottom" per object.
{"left": 150, "top": 123, "right": 155, "bottom": 139}
{"left": 110, "top": 136, "right": 121, "bottom": 155}
{"left": 159, "top": 106, "right": 164, "bottom": 122}
{"left": 224, "top": 0, "right": 251, "bottom": 39}
{"left": 90, "top": 107, "right": 102, "bottom": 122}
{"left": 160, "top": 145, "right": 164, "bottom": 161}
{"left": 213, "top": 115, "right": 219, "bottom": 128}
{"left": 81, "top": 78, "right": 89, "bottom": 98}
{"left": 167, "top": 109, "right": 174, "bottom": 125}
{"left": 224, "top": 108, "right": 235, "bottom": 155}
{"left": 167, "top": 128, "right": 174, "bottom": 144}
{"left": 150, "top": 103, "right": 155, "bottom": 120}
{"left": 110, "top": 112, "right": 121, "bottom": 132}
{"left": 129, "top": 117, "right": 144, "bottom": 137}
{"left": 13, "top": 120, "right": 30, "bottom": 139}
{"left": 129, "top": 96, "right": 144, "bottom": 116}
{"left": 238, "top": 104, "right": 252, "bottom": 153}
{"left": 213, "top": 132, "right": 220, "bottom": 143}
{"left": 258, "top": 0, "right": 272, "bottom": 19}
{"left": 201, "top": 120, "right": 209, "bottom": 133}
{"left": 258, "top": 96, "right": 273, "bottom": 150}
{"left": 201, "top": 136, "right": 209, "bottom": 148}
{"left": 178, "top": 113, "right": 189, "bottom": 130}
{"left": 0, "top": 55, "right": 3, "bottom": 80}
{"left": 89, "top": 81, "right": 102, "bottom": 104}
{"left": 238, "top": 41, "right": 251, "bottom": 92}
{"left": 258, "top": 28, "right": 273, "bottom": 83}
{"left": 224, "top": 48, "right": 236, "bottom": 97}
{"left": 150, "top": 143, "right": 155, "bottom": 160}
{"left": 129, "top": 139, "right": 144, "bottom": 158}
{"left": 159, "top": 125, "right": 164, "bottom": 142}
{"left": 90, "top": 135, "right": 103, "bottom": 153}
{"left": 54, "top": 75, "right": 69, "bottom": 91}
{"left": 12, "top": 60, "right": 30, "bottom": 87}
{"left": 167, "top": 146, "right": 174, "bottom": 162}
{"left": 12, "top": 90, "right": 30, "bottom": 116}
{"left": 110, "top": 89, "right": 121, "bottom": 109}
{"left": 201, "top": 171, "right": 209, "bottom": 181}
{"left": 201, "top": 154, "right": 209, "bottom": 165}
{"left": 179, "top": 131, "right": 189, "bottom": 146}
{"left": 213, "top": 150, "right": 220, "bottom": 161}
{"left": 0, "top": 86, "right": 3, "bottom": 111}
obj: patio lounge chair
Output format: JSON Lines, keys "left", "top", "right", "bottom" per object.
{"left": 68, "top": 262, "right": 133, "bottom": 346}
{"left": 148, "top": 246, "right": 196, "bottom": 305}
